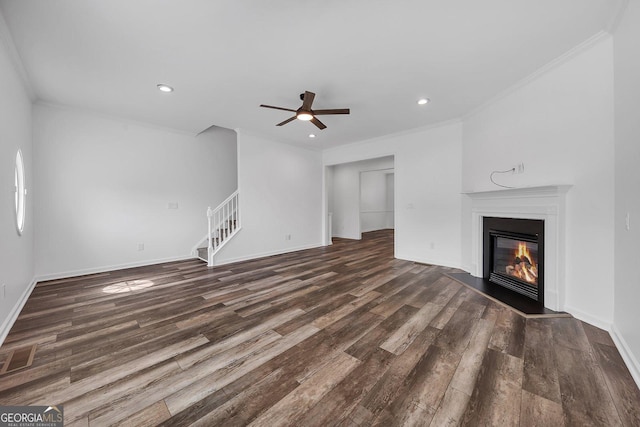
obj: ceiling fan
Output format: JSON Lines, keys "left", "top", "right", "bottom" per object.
{"left": 260, "top": 91, "right": 350, "bottom": 130}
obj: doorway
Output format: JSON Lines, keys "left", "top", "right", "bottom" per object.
{"left": 325, "top": 156, "right": 395, "bottom": 242}
{"left": 360, "top": 168, "right": 394, "bottom": 234}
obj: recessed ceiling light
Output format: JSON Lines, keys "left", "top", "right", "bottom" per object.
{"left": 157, "top": 84, "right": 174, "bottom": 93}
{"left": 309, "top": 134, "right": 316, "bottom": 138}
{"left": 417, "top": 98, "right": 430, "bottom": 105}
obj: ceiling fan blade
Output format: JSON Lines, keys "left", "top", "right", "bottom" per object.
{"left": 301, "top": 91, "right": 316, "bottom": 110}
{"left": 312, "top": 108, "right": 350, "bottom": 115}
{"left": 276, "top": 116, "right": 297, "bottom": 126}
{"left": 260, "top": 104, "right": 296, "bottom": 112}
{"left": 311, "top": 117, "right": 327, "bottom": 130}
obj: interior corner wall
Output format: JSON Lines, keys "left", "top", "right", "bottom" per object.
{"left": 0, "top": 29, "right": 34, "bottom": 341}
{"left": 214, "top": 131, "right": 323, "bottom": 264}
{"left": 324, "top": 122, "right": 463, "bottom": 268}
{"left": 613, "top": 0, "right": 640, "bottom": 385}
{"left": 461, "top": 36, "right": 615, "bottom": 327}
{"left": 33, "top": 104, "right": 237, "bottom": 279}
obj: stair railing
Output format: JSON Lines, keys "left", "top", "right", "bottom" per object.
{"left": 206, "top": 190, "right": 240, "bottom": 266}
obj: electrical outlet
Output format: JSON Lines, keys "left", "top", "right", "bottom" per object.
{"left": 1, "top": 284, "right": 5, "bottom": 299}
{"left": 138, "top": 243, "right": 145, "bottom": 251}
{"left": 430, "top": 242, "right": 435, "bottom": 250}
{"left": 168, "top": 202, "right": 179, "bottom": 209}
{"left": 285, "top": 234, "right": 292, "bottom": 241}
{"left": 517, "top": 162, "right": 525, "bottom": 174}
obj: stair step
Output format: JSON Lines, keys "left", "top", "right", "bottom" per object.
{"left": 197, "top": 225, "right": 240, "bottom": 259}
{"left": 197, "top": 247, "right": 208, "bottom": 261}
{"left": 200, "top": 190, "right": 240, "bottom": 266}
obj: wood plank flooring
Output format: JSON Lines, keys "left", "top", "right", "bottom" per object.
{"left": 1, "top": 229, "right": 639, "bottom": 426}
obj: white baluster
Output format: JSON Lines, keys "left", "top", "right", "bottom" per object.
{"left": 207, "top": 206, "right": 213, "bottom": 264}
{"left": 204, "top": 192, "right": 240, "bottom": 266}
{"left": 216, "top": 210, "right": 220, "bottom": 249}
{"left": 224, "top": 203, "right": 231, "bottom": 237}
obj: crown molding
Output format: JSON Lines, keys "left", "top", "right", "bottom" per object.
{"left": 606, "top": 0, "right": 630, "bottom": 34}
{"left": 322, "top": 117, "right": 462, "bottom": 156}
{"left": 34, "top": 100, "right": 198, "bottom": 137}
{"left": 0, "top": 8, "right": 35, "bottom": 101}
{"left": 235, "top": 127, "right": 325, "bottom": 153}
{"left": 461, "top": 31, "right": 612, "bottom": 122}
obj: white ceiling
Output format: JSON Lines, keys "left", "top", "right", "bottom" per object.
{"left": 0, "top": 0, "right": 625, "bottom": 149}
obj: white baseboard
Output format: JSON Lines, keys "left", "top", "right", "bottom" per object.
{"left": 610, "top": 323, "right": 640, "bottom": 390}
{"left": 0, "top": 278, "right": 38, "bottom": 347}
{"left": 331, "top": 233, "right": 361, "bottom": 240}
{"left": 560, "top": 307, "right": 640, "bottom": 390}
{"left": 213, "top": 243, "right": 323, "bottom": 267}
{"left": 563, "top": 304, "right": 612, "bottom": 331}
{"left": 360, "top": 227, "right": 394, "bottom": 233}
{"left": 461, "top": 263, "right": 475, "bottom": 275}
{"left": 394, "top": 253, "right": 461, "bottom": 270}
{"left": 34, "top": 255, "right": 197, "bottom": 282}
{"left": 544, "top": 289, "right": 560, "bottom": 313}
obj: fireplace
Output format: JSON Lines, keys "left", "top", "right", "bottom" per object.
{"left": 483, "top": 217, "right": 544, "bottom": 303}
{"left": 465, "top": 185, "right": 570, "bottom": 312}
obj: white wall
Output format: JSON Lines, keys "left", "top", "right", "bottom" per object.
{"left": 215, "top": 131, "right": 323, "bottom": 264}
{"left": 461, "top": 35, "right": 615, "bottom": 326}
{"left": 386, "top": 173, "right": 395, "bottom": 228}
{"left": 324, "top": 122, "right": 463, "bottom": 268}
{"left": 0, "top": 22, "right": 34, "bottom": 342}
{"left": 613, "top": 1, "right": 640, "bottom": 385}
{"left": 33, "top": 104, "right": 237, "bottom": 278}
{"left": 325, "top": 164, "right": 334, "bottom": 244}
{"left": 329, "top": 157, "right": 394, "bottom": 239}
{"left": 360, "top": 169, "right": 393, "bottom": 233}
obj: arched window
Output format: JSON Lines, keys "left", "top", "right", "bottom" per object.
{"left": 15, "top": 149, "right": 26, "bottom": 234}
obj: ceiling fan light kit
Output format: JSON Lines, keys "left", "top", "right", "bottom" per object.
{"left": 260, "top": 91, "right": 350, "bottom": 130}
{"left": 297, "top": 112, "right": 313, "bottom": 121}
{"left": 157, "top": 84, "right": 174, "bottom": 93}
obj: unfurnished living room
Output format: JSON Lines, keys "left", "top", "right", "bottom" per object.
{"left": 1, "top": 1, "right": 640, "bottom": 426}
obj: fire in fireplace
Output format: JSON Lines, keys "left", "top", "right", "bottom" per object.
{"left": 483, "top": 217, "right": 544, "bottom": 303}
{"left": 505, "top": 241, "right": 538, "bottom": 283}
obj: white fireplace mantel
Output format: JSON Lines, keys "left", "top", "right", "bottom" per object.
{"left": 464, "top": 185, "right": 572, "bottom": 311}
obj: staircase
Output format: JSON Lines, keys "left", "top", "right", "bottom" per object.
{"left": 195, "top": 190, "right": 240, "bottom": 266}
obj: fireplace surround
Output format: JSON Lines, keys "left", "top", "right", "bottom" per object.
{"left": 465, "top": 185, "right": 571, "bottom": 311}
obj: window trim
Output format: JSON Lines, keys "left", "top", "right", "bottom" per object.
{"left": 15, "top": 149, "right": 26, "bottom": 235}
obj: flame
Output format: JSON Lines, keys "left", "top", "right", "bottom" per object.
{"left": 516, "top": 243, "right": 534, "bottom": 267}
{"left": 507, "top": 242, "right": 538, "bottom": 284}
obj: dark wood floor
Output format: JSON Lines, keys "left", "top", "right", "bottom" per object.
{"left": 1, "top": 230, "right": 639, "bottom": 426}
